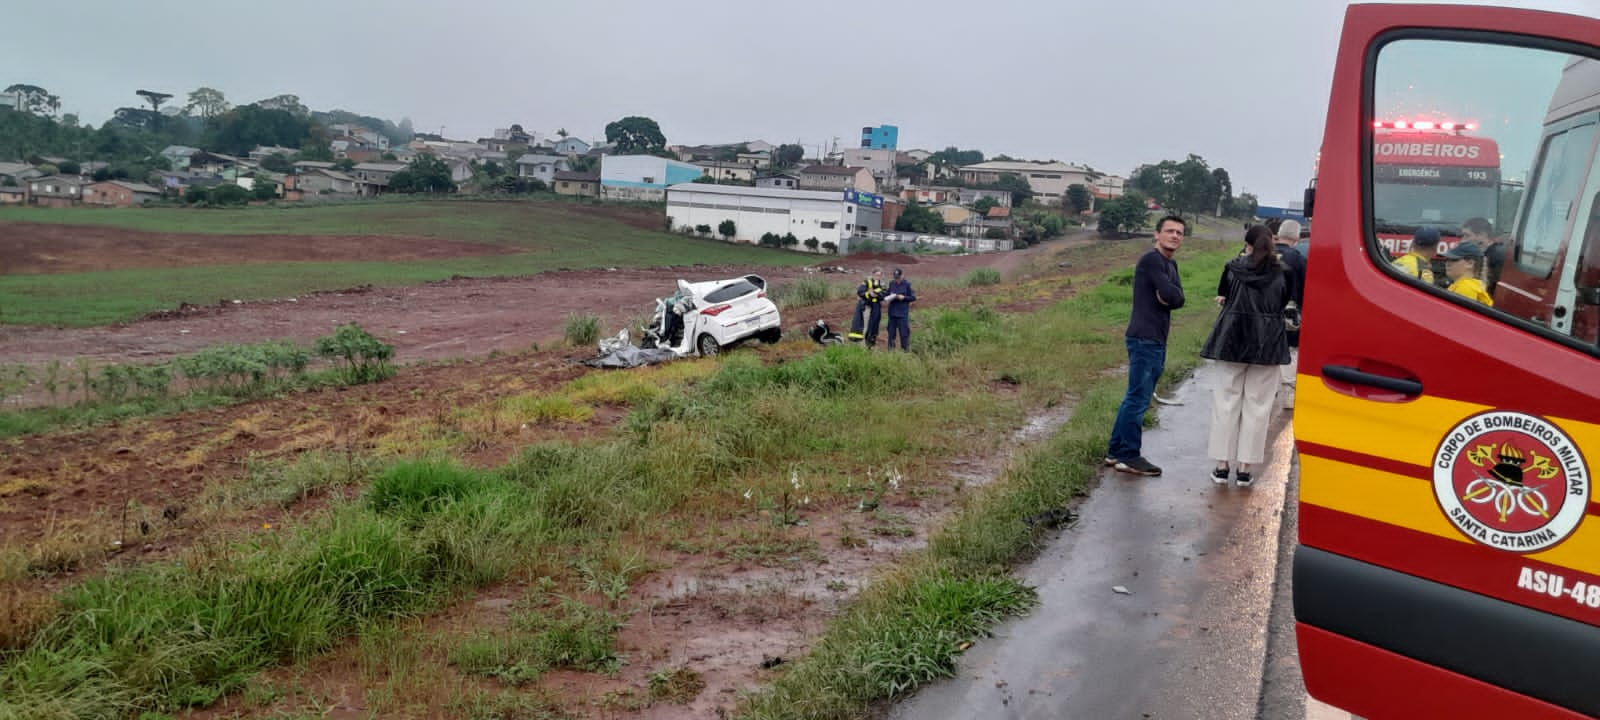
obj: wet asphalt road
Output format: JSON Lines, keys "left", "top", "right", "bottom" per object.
{"left": 889, "top": 362, "right": 1308, "bottom": 720}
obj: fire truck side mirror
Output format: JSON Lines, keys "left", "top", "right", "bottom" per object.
{"left": 1303, "top": 185, "right": 1315, "bottom": 218}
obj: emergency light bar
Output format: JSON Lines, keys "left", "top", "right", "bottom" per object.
{"left": 1373, "top": 120, "right": 1477, "bottom": 131}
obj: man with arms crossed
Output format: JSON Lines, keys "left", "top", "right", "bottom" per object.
{"left": 1106, "top": 215, "right": 1188, "bottom": 476}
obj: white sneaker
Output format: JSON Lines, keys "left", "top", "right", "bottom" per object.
{"left": 1280, "top": 386, "right": 1295, "bottom": 410}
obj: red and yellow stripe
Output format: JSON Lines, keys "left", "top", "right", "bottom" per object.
{"left": 1295, "top": 377, "right": 1600, "bottom": 626}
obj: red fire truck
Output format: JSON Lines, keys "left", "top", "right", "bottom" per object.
{"left": 1296, "top": 3, "right": 1600, "bottom": 719}
{"left": 1371, "top": 122, "right": 1502, "bottom": 256}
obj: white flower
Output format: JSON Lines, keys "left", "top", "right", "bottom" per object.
{"left": 790, "top": 469, "right": 802, "bottom": 490}
{"left": 803, "top": 496, "right": 811, "bottom": 505}
{"left": 743, "top": 489, "right": 753, "bottom": 500}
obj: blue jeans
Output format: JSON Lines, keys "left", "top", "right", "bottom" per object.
{"left": 1108, "top": 337, "right": 1166, "bottom": 461}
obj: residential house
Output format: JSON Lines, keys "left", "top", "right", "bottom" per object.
{"left": 600, "top": 155, "right": 703, "bottom": 201}
{"left": 693, "top": 160, "right": 756, "bottom": 184}
{"left": 84, "top": 180, "right": 162, "bottom": 207}
{"left": 977, "top": 206, "right": 1014, "bottom": 237}
{"left": 797, "top": 165, "right": 876, "bottom": 193}
{"left": 187, "top": 151, "right": 240, "bottom": 175}
{"left": 329, "top": 124, "right": 390, "bottom": 150}
{"left": 903, "top": 149, "right": 933, "bottom": 162}
{"left": 26, "top": 175, "right": 86, "bottom": 207}
{"left": 665, "top": 183, "right": 882, "bottom": 252}
{"left": 552, "top": 170, "right": 599, "bottom": 198}
{"left": 743, "top": 140, "right": 775, "bottom": 153}
{"left": 841, "top": 148, "right": 897, "bottom": 186}
{"left": 736, "top": 151, "right": 771, "bottom": 168}
{"left": 351, "top": 162, "right": 408, "bottom": 193}
{"left": 959, "top": 187, "right": 1012, "bottom": 208}
{"left": 756, "top": 173, "right": 800, "bottom": 190}
{"left": 0, "top": 186, "right": 25, "bottom": 204}
{"left": 672, "top": 145, "right": 725, "bottom": 163}
{"left": 552, "top": 137, "right": 590, "bottom": 156}
{"left": 294, "top": 168, "right": 363, "bottom": 196}
{"left": 444, "top": 157, "right": 474, "bottom": 184}
{"left": 956, "top": 160, "right": 1097, "bottom": 206}
{"left": 293, "top": 160, "right": 337, "bottom": 173}
{"left": 0, "top": 90, "right": 18, "bottom": 111}
{"left": 901, "top": 186, "right": 961, "bottom": 205}
{"left": 160, "top": 145, "right": 202, "bottom": 170}
{"left": 249, "top": 145, "right": 300, "bottom": 162}
{"left": 934, "top": 204, "right": 974, "bottom": 228}
{"left": 389, "top": 146, "right": 418, "bottom": 163}
{"left": 156, "top": 171, "right": 222, "bottom": 196}
{"left": 0, "top": 161, "right": 43, "bottom": 184}
{"left": 515, "top": 154, "right": 570, "bottom": 185}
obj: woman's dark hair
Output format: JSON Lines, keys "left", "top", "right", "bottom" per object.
{"left": 1244, "top": 224, "right": 1278, "bottom": 266}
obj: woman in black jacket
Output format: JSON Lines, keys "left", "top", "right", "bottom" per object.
{"left": 1201, "top": 224, "right": 1292, "bottom": 488}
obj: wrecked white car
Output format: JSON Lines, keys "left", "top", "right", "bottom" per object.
{"left": 642, "top": 274, "right": 782, "bottom": 356}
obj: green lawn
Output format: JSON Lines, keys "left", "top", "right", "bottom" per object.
{"left": 0, "top": 199, "right": 819, "bottom": 327}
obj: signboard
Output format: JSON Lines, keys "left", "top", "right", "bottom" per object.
{"left": 1373, "top": 165, "right": 1500, "bottom": 185}
{"left": 843, "top": 189, "right": 884, "bottom": 209}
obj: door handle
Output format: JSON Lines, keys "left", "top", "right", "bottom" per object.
{"left": 1322, "top": 364, "right": 1423, "bottom": 397}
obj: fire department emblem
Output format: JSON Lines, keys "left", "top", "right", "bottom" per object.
{"left": 1433, "top": 410, "right": 1590, "bottom": 553}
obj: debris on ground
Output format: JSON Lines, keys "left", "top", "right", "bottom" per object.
{"left": 1023, "top": 507, "right": 1076, "bottom": 529}
{"left": 1112, "top": 585, "right": 1132, "bottom": 595}
{"left": 584, "top": 330, "right": 680, "bottom": 368}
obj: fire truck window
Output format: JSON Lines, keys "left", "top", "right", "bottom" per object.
{"left": 1372, "top": 40, "right": 1592, "bottom": 335}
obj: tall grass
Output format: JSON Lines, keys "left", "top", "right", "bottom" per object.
{"left": 562, "top": 313, "right": 601, "bottom": 347}
{"left": 962, "top": 267, "right": 1003, "bottom": 286}
{"left": 767, "top": 277, "right": 843, "bottom": 309}
{"left": 734, "top": 246, "right": 1231, "bottom": 719}
{"left": 0, "top": 244, "right": 1234, "bottom": 719}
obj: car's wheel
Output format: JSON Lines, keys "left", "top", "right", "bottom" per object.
{"left": 757, "top": 327, "right": 782, "bottom": 344}
{"left": 696, "top": 333, "right": 720, "bottom": 357}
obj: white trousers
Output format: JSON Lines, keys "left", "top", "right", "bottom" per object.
{"left": 1209, "top": 361, "right": 1281, "bottom": 465}
{"left": 1279, "top": 347, "right": 1298, "bottom": 385}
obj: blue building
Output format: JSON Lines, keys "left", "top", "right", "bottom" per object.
{"left": 860, "top": 125, "right": 898, "bottom": 150}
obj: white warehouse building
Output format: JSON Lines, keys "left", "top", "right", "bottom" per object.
{"left": 665, "top": 184, "right": 883, "bottom": 252}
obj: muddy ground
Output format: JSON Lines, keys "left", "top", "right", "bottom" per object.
{"left": 0, "top": 221, "right": 1140, "bottom": 719}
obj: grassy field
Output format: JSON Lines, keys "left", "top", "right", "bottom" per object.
{"left": 0, "top": 199, "right": 818, "bottom": 327}
{"left": 0, "top": 240, "right": 1239, "bottom": 719}
{"left": 0, "top": 197, "right": 670, "bottom": 244}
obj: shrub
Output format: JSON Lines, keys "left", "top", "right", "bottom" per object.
{"left": 821, "top": 241, "right": 838, "bottom": 254}
{"left": 314, "top": 323, "right": 395, "bottom": 384}
{"left": 563, "top": 313, "right": 601, "bottom": 347}
{"left": 963, "top": 268, "right": 1002, "bottom": 287}
{"left": 804, "top": 237, "right": 820, "bottom": 251}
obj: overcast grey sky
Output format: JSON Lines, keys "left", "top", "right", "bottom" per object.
{"left": 8, "top": 0, "right": 1350, "bottom": 204}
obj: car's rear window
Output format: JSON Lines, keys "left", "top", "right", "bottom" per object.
{"left": 704, "top": 281, "right": 758, "bottom": 303}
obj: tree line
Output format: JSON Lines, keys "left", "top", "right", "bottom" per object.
{"left": 1, "top": 83, "right": 412, "bottom": 183}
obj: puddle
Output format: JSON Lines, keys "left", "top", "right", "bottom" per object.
{"left": 949, "top": 403, "right": 1076, "bottom": 489}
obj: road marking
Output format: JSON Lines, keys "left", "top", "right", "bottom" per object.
{"left": 1306, "top": 696, "right": 1358, "bottom": 719}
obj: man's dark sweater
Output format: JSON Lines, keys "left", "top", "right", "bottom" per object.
{"left": 1127, "top": 248, "right": 1186, "bottom": 342}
